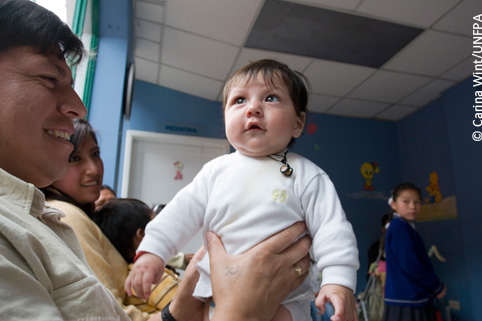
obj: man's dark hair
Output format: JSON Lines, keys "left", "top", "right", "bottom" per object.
{"left": 0, "top": 0, "right": 85, "bottom": 65}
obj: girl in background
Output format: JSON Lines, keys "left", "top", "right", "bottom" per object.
{"left": 383, "top": 183, "right": 446, "bottom": 321}
{"left": 93, "top": 198, "right": 180, "bottom": 312}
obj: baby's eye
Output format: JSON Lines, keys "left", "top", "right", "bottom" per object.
{"left": 234, "top": 97, "right": 246, "bottom": 105}
{"left": 266, "top": 95, "right": 279, "bottom": 102}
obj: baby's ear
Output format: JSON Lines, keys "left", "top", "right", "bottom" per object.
{"left": 293, "top": 112, "right": 306, "bottom": 138}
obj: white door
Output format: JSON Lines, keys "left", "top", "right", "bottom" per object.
{"left": 121, "top": 130, "right": 230, "bottom": 262}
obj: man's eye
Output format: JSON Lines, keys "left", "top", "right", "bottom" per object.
{"left": 266, "top": 95, "right": 279, "bottom": 102}
{"left": 43, "top": 76, "right": 57, "bottom": 82}
{"left": 69, "top": 156, "right": 80, "bottom": 163}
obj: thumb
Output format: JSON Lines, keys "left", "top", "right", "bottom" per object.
{"left": 207, "top": 232, "right": 227, "bottom": 260}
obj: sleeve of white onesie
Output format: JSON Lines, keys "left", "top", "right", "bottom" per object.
{"left": 301, "top": 173, "right": 359, "bottom": 292}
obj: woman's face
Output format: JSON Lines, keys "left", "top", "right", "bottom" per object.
{"left": 52, "top": 134, "right": 104, "bottom": 205}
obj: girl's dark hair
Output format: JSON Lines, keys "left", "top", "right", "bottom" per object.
{"left": 92, "top": 198, "right": 153, "bottom": 263}
{"left": 392, "top": 182, "right": 422, "bottom": 201}
{"left": 0, "top": 0, "right": 85, "bottom": 65}
{"left": 41, "top": 119, "right": 99, "bottom": 216}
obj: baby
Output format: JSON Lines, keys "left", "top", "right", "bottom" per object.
{"left": 126, "top": 59, "right": 359, "bottom": 321}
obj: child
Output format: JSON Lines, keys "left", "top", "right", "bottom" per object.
{"left": 93, "top": 198, "right": 180, "bottom": 312}
{"left": 125, "top": 59, "right": 359, "bottom": 321}
{"left": 383, "top": 183, "right": 446, "bottom": 321}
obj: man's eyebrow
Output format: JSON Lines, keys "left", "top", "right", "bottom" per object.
{"left": 47, "top": 55, "right": 73, "bottom": 85}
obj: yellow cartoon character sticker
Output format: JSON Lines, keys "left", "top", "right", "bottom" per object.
{"left": 361, "top": 162, "right": 379, "bottom": 191}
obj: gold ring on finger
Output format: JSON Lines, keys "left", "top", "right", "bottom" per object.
{"left": 293, "top": 263, "right": 303, "bottom": 278}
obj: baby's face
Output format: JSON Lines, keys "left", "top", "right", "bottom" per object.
{"left": 224, "top": 73, "right": 305, "bottom": 157}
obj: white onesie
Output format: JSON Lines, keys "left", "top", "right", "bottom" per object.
{"left": 139, "top": 151, "right": 359, "bottom": 320}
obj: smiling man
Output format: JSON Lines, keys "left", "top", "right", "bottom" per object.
{"left": 0, "top": 0, "right": 130, "bottom": 319}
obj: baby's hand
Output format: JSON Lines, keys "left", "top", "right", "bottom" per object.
{"left": 124, "top": 253, "right": 165, "bottom": 300}
{"left": 315, "top": 284, "right": 358, "bottom": 321}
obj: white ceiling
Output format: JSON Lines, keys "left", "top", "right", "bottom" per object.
{"left": 133, "top": 0, "right": 478, "bottom": 121}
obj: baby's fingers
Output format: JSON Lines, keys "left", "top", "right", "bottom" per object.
{"left": 124, "top": 274, "right": 133, "bottom": 296}
{"left": 315, "top": 294, "right": 327, "bottom": 315}
{"left": 329, "top": 295, "right": 357, "bottom": 321}
{"left": 329, "top": 294, "right": 345, "bottom": 321}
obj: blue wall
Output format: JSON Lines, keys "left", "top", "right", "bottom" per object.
{"left": 397, "top": 77, "right": 480, "bottom": 321}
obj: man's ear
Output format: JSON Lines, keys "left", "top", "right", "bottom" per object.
{"left": 293, "top": 112, "right": 306, "bottom": 138}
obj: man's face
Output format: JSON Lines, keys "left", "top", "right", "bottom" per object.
{"left": 0, "top": 46, "right": 86, "bottom": 187}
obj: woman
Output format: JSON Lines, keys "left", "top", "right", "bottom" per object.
{"left": 42, "top": 118, "right": 152, "bottom": 321}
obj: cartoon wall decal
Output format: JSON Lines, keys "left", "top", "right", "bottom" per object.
{"left": 425, "top": 171, "right": 442, "bottom": 204}
{"left": 418, "top": 171, "right": 458, "bottom": 222}
{"left": 173, "top": 161, "right": 184, "bottom": 180}
{"left": 361, "top": 162, "right": 379, "bottom": 191}
{"left": 307, "top": 123, "right": 317, "bottom": 135}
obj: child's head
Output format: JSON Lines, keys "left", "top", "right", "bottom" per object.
{"left": 390, "top": 183, "right": 422, "bottom": 222}
{"left": 92, "top": 198, "right": 152, "bottom": 262}
{"left": 222, "top": 59, "right": 308, "bottom": 157}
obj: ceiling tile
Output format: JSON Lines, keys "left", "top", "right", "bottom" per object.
{"left": 303, "top": 59, "right": 376, "bottom": 96}
{"left": 348, "top": 70, "right": 432, "bottom": 103}
{"left": 159, "top": 64, "right": 224, "bottom": 101}
{"left": 161, "top": 28, "right": 240, "bottom": 81}
{"left": 308, "top": 94, "right": 340, "bottom": 113}
{"left": 382, "top": 30, "right": 471, "bottom": 77}
{"left": 357, "top": 0, "right": 459, "bottom": 28}
{"left": 134, "top": 38, "right": 161, "bottom": 62}
{"left": 283, "top": 0, "right": 362, "bottom": 11}
{"left": 440, "top": 57, "right": 473, "bottom": 81}
{"left": 165, "top": 0, "right": 262, "bottom": 46}
{"left": 375, "top": 105, "right": 418, "bottom": 121}
{"left": 327, "top": 98, "right": 388, "bottom": 118}
{"left": 400, "top": 78, "right": 456, "bottom": 107}
{"left": 135, "top": 19, "right": 162, "bottom": 42}
{"left": 247, "top": 0, "right": 422, "bottom": 67}
{"left": 135, "top": 1, "right": 164, "bottom": 23}
{"left": 433, "top": 0, "right": 482, "bottom": 36}
{"left": 134, "top": 57, "right": 159, "bottom": 84}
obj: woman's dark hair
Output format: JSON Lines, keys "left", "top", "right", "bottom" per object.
{"left": 392, "top": 182, "right": 422, "bottom": 201}
{"left": 92, "top": 198, "right": 153, "bottom": 263}
{"left": 0, "top": 0, "right": 85, "bottom": 65}
{"left": 41, "top": 119, "right": 99, "bottom": 216}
